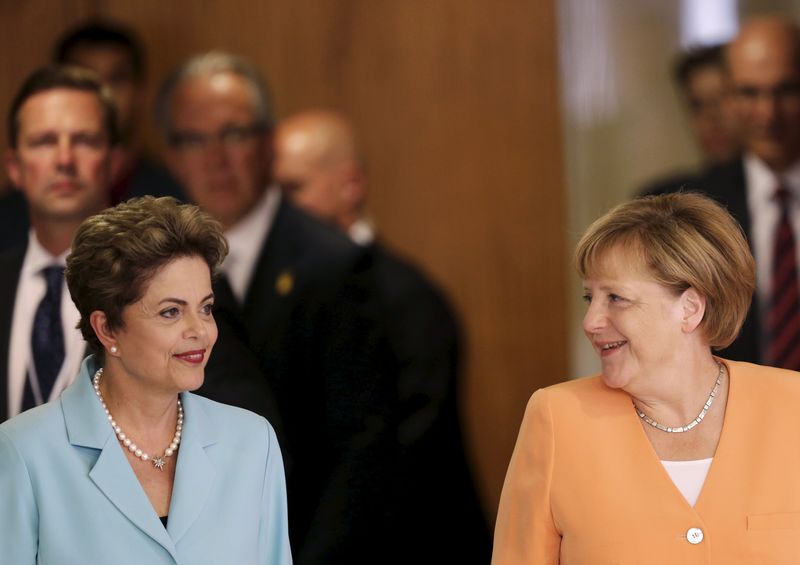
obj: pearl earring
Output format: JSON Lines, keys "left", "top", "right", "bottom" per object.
{"left": 110, "top": 345, "right": 118, "bottom": 354}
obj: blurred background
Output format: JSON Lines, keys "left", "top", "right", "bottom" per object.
{"left": 3, "top": 0, "right": 799, "bottom": 522}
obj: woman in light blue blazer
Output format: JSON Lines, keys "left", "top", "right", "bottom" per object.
{"left": 0, "top": 197, "right": 292, "bottom": 564}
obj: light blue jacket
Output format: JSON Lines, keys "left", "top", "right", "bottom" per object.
{"left": 0, "top": 355, "right": 292, "bottom": 564}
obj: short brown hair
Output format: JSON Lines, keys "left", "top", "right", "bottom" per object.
{"left": 575, "top": 192, "right": 755, "bottom": 349}
{"left": 8, "top": 65, "right": 119, "bottom": 148}
{"left": 65, "top": 196, "right": 228, "bottom": 353}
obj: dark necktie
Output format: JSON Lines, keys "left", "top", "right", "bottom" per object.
{"left": 767, "top": 187, "right": 800, "bottom": 370}
{"left": 22, "top": 265, "right": 66, "bottom": 411}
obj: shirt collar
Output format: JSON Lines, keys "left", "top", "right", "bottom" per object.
{"left": 223, "top": 186, "right": 281, "bottom": 265}
{"left": 745, "top": 153, "right": 800, "bottom": 202}
{"left": 220, "top": 186, "right": 281, "bottom": 302}
{"left": 24, "top": 229, "right": 69, "bottom": 277}
{"left": 348, "top": 217, "right": 375, "bottom": 246}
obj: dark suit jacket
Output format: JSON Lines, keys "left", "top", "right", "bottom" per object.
{"left": 206, "top": 199, "right": 394, "bottom": 564}
{"left": 0, "top": 246, "right": 25, "bottom": 422}
{"left": 368, "top": 242, "right": 491, "bottom": 563}
{"left": 643, "top": 157, "right": 761, "bottom": 363}
{"left": 192, "top": 301, "right": 283, "bottom": 438}
{"left": 637, "top": 169, "right": 698, "bottom": 198}
{"left": 0, "top": 191, "right": 29, "bottom": 253}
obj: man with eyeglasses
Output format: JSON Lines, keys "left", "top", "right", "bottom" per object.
{"left": 659, "top": 17, "right": 800, "bottom": 369}
{"left": 157, "top": 52, "right": 394, "bottom": 564}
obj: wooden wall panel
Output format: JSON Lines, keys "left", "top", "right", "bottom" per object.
{"left": 0, "top": 0, "right": 567, "bottom": 520}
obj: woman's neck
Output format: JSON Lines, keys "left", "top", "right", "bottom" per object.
{"left": 626, "top": 352, "right": 722, "bottom": 426}
{"left": 98, "top": 361, "right": 180, "bottom": 444}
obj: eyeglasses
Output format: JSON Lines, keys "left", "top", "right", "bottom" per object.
{"left": 735, "top": 82, "right": 800, "bottom": 105}
{"left": 168, "top": 123, "right": 267, "bottom": 152}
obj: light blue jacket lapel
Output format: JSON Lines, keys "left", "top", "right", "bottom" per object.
{"left": 88, "top": 435, "right": 178, "bottom": 560}
{"left": 61, "top": 356, "right": 218, "bottom": 562}
{"left": 167, "top": 392, "right": 218, "bottom": 543}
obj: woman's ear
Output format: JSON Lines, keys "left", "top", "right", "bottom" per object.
{"left": 680, "top": 287, "right": 706, "bottom": 333}
{"left": 89, "top": 311, "right": 118, "bottom": 355}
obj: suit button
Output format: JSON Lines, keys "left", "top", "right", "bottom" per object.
{"left": 686, "top": 527, "right": 704, "bottom": 544}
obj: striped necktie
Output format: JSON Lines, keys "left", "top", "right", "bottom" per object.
{"left": 767, "top": 186, "right": 800, "bottom": 370}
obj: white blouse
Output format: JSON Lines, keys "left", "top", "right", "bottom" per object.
{"left": 661, "top": 457, "right": 713, "bottom": 507}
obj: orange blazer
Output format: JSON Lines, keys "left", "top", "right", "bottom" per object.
{"left": 492, "top": 360, "right": 800, "bottom": 564}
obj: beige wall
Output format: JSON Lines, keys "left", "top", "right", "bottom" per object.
{"left": 0, "top": 0, "right": 568, "bottom": 519}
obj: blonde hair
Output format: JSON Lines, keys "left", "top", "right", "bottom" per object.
{"left": 575, "top": 192, "right": 755, "bottom": 349}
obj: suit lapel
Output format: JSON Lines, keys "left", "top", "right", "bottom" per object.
{"left": 89, "top": 435, "right": 178, "bottom": 559}
{"left": 0, "top": 245, "right": 27, "bottom": 422}
{"left": 63, "top": 356, "right": 179, "bottom": 560}
{"left": 212, "top": 273, "right": 238, "bottom": 317}
{"left": 604, "top": 382, "right": 707, "bottom": 513}
{"left": 721, "top": 160, "right": 760, "bottom": 362}
{"left": 242, "top": 200, "right": 297, "bottom": 340}
{"left": 718, "top": 158, "right": 752, "bottom": 240}
{"left": 166, "top": 392, "right": 218, "bottom": 543}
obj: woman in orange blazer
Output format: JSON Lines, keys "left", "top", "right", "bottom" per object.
{"left": 493, "top": 193, "right": 800, "bottom": 564}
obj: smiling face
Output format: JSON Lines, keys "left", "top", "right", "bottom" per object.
{"left": 582, "top": 246, "right": 689, "bottom": 391}
{"left": 109, "top": 255, "right": 217, "bottom": 395}
{"left": 6, "top": 88, "right": 111, "bottom": 226}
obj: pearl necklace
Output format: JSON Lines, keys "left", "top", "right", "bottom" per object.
{"left": 92, "top": 368, "right": 183, "bottom": 471}
{"left": 633, "top": 361, "right": 724, "bottom": 433}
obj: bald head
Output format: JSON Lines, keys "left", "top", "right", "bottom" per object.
{"left": 728, "top": 17, "right": 800, "bottom": 171}
{"left": 274, "top": 110, "right": 365, "bottom": 231}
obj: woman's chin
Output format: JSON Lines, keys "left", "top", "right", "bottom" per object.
{"left": 175, "top": 369, "right": 206, "bottom": 393}
{"left": 600, "top": 370, "right": 630, "bottom": 390}
{"left": 186, "top": 374, "right": 205, "bottom": 392}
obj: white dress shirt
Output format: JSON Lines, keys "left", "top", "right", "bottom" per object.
{"left": 744, "top": 154, "right": 800, "bottom": 345}
{"left": 347, "top": 217, "right": 376, "bottom": 246}
{"left": 220, "top": 186, "right": 281, "bottom": 304}
{"left": 8, "top": 231, "right": 84, "bottom": 418}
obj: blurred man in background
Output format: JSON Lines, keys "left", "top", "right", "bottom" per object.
{"left": 157, "top": 52, "right": 394, "bottom": 564}
{"left": 641, "top": 43, "right": 742, "bottom": 195}
{"left": 677, "top": 44, "right": 742, "bottom": 165}
{"left": 54, "top": 19, "right": 184, "bottom": 204}
{"left": 0, "top": 66, "right": 115, "bottom": 422}
{"left": 275, "top": 109, "right": 491, "bottom": 563}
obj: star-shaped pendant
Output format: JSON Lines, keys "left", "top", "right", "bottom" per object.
{"left": 152, "top": 457, "right": 166, "bottom": 471}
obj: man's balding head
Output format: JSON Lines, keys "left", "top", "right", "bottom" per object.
{"left": 274, "top": 110, "right": 365, "bottom": 231}
{"left": 728, "top": 17, "right": 800, "bottom": 171}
